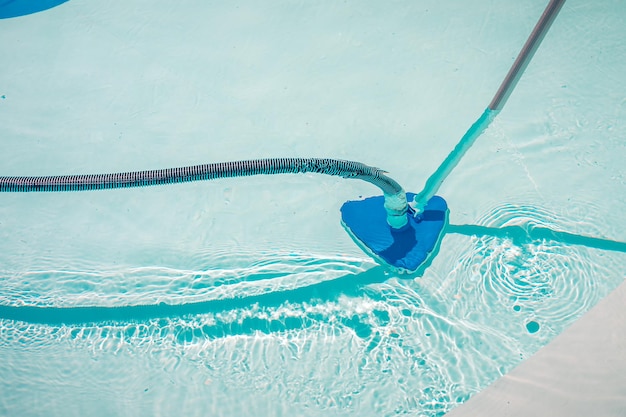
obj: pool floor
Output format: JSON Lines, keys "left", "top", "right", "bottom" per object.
{"left": 1, "top": 1, "right": 625, "bottom": 416}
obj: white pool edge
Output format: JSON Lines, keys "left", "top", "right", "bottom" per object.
{"left": 446, "top": 278, "right": 626, "bottom": 416}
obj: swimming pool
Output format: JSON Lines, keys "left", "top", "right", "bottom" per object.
{"left": 1, "top": 1, "right": 625, "bottom": 416}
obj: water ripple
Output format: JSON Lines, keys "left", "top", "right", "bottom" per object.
{"left": 452, "top": 203, "right": 615, "bottom": 334}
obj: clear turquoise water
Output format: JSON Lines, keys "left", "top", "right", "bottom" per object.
{"left": 1, "top": 1, "right": 625, "bottom": 416}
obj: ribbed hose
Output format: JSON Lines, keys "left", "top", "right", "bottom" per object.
{"left": 0, "top": 158, "right": 409, "bottom": 228}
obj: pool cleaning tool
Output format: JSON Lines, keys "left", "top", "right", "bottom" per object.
{"left": 0, "top": 0, "right": 565, "bottom": 274}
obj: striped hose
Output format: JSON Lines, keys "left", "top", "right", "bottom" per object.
{"left": 0, "top": 158, "right": 408, "bottom": 228}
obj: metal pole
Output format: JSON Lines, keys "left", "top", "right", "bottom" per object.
{"left": 489, "top": 0, "right": 566, "bottom": 110}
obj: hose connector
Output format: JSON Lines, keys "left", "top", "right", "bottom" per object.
{"left": 383, "top": 191, "right": 408, "bottom": 229}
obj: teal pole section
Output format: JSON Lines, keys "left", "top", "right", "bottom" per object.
{"left": 410, "top": 108, "right": 497, "bottom": 213}
{"left": 412, "top": 0, "right": 566, "bottom": 213}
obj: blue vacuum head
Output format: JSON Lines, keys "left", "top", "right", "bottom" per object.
{"left": 340, "top": 193, "right": 448, "bottom": 274}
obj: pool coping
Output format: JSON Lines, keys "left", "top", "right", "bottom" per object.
{"left": 446, "top": 278, "right": 626, "bottom": 416}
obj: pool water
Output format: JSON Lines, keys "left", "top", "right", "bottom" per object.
{"left": 1, "top": 1, "right": 625, "bottom": 416}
